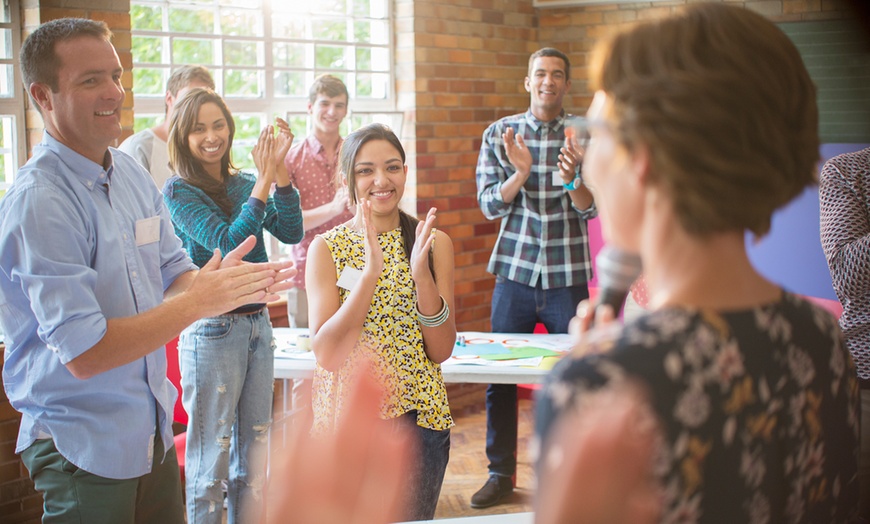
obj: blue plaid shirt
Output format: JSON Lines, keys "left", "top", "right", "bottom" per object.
{"left": 476, "top": 110, "right": 596, "bottom": 290}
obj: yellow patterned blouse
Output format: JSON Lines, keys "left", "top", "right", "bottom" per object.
{"left": 311, "top": 224, "right": 454, "bottom": 434}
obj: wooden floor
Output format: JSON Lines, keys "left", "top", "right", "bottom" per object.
{"left": 433, "top": 383, "right": 535, "bottom": 519}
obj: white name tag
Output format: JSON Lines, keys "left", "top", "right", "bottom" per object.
{"left": 135, "top": 216, "right": 161, "bottom": 246}
{"left": 336, "top": 267, "right": 363, "bottom": 291}
{"left": 552, "top": 171, "right": 563, "bottom": 187}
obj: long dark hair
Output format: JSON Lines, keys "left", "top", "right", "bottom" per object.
{"left": 168, "top": 87, "right": 237, "bottom": 217}
{"left": 339, "top": 123, "right": 434, "bottom": 278}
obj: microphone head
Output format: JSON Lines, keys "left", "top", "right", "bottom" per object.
{"left": 595, "top": 246, "right": 643, "bottom": 293}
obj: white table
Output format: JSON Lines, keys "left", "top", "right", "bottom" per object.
{"left": 273, "top": 328, "right": 572, "bottom": 385}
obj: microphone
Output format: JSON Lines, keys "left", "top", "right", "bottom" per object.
{"left": 593, "top": 246, "right": 643, "bottom": 324}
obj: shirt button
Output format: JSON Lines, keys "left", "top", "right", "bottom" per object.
{"left": 131, "top": 271, "right": 137, "bottom": 278}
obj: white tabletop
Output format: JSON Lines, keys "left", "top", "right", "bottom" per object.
{"left": 395, "top": 512, "right": 533, "bottom": 524}
{"left": 273, "top": 328, "right": 572, "bottom": 385}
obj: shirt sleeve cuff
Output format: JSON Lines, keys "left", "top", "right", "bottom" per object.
{"left": 274, "top": 184, "right": 295, "bottom": 196}
{"left": 247, "top": 197, "right": 266, "bottom": 212}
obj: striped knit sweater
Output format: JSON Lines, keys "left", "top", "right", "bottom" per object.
{"left": 163, "top": 171, "right": 303, "bottom": 267}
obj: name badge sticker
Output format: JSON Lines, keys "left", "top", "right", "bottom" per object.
{"left": 135, "top": 216, "right": 161, "bottom": 246}
{"left": 552, "top": 171, "right": 563, "bottom": 187}
{"left": 336, "top": 267, "right": 363, "bottom": 291}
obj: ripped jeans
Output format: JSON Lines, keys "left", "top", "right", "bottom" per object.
{"left": 179, "top": 308, "right": 274, "bottom": 524}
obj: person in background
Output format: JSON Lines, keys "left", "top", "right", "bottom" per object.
{"left": 119, "top": 64, "right": 214, "bottom": 189}
{"left": 163, "top": 87, "right": 303, "bottom": 524}
{"left": 0, "top": 18, "right": 292, "bottom": 523}
{"left": 284, "top": 73, "right": 353, "bottom": 330}
{"left": 535, "top": 3, "right": 859, "bottom": 521}
{"left": 472, "top": 46, "right": 596, "bottom": 509}
{"left": 820, "top": 146, "right": 870, "bottom": 520}
{"left": 306, "top": 123, "right": 455, "bottom": 521}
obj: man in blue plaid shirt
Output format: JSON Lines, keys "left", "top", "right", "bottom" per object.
{"left": 472, "top": 47, "right": 597, "bottom": 509}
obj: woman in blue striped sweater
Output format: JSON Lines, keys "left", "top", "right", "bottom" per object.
{"left": 164, "top": 87, "right": 303, "bottom": 524}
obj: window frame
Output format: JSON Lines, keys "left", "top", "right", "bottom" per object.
{"left": 0, "top": 0, "right": 25, "bottom": 195}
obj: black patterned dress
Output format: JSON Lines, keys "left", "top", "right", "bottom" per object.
{"left": 536, "top": 292, "right": 859, "bottom": 523}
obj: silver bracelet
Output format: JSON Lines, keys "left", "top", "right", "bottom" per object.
{"left": 417, "top": 296, "right": 449, "bottom": 327}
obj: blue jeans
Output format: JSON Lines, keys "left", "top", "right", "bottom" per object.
{"left": 179, "top": 309, "right": 274, "bottom": 524}
{"left": 485, "top": 276, "right": 588, "bottom": 477}
{"left": 393, "top": 411, "right": 451, "bottom": 521}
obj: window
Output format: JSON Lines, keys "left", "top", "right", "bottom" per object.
{"left": 0, "top": 0, "right": 24, "bottom": 199}
{"left": 130, "top": 0, "right": 396, "bottom": 172}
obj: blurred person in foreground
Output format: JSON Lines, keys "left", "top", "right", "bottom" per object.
{"left": 534, "top": 3, "right": 859, "bottom": 522}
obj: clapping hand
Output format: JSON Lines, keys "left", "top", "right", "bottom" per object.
{"left": 558, "top": 126, "right": 585, "bottom": 184}
{"left": 410, "top": 207, "right": 437, "bottom": 283}
{"left": 502, "top": 126, "right": 532, "bottom": 179}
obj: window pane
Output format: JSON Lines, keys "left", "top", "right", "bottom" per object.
{"left": 172, "top": 38, "right": 215, "bottom": 65}
{"left": 0, "top": 29, "right": 11, "bottom": 59}
{"left": 131, "top": 5, "right": 163, "bottom": 31}
{"left": 353, "top": 20, "right": 387, "bottom": 45}
{"left": 283, "top": 114, "right": 308, "bottom": 136}
{"left": 132, "top": 35, "right": 164, "bottom": 64}
{"left": 273, "top": 43, "right": 306, "bottom": 68}
{"left": 274, "top": 71, "right": 306, "bottom": 97}
{"left": 169, "top": 7, "right": 214, "bottom": 34}
{"left": 315, "top": 45, "right": 349, "bottom": 70}
{"left": 356, "top": 47, "right": 391, "bottom": 72}
{"left": 0, "top": 1, "right": 9, "bottom": 23}
{"left": 224, "top": 69, "right": 261, "bottom": 97}
{"left": 133, "top": 68, "right": 166, "bottom": 96}
{"left": 0, "top": 64, "right": 13, "bottom": 98}
{"left": 231, "top": 113, "right": 264, "bottom": 171}
{"left": 0, "top": 116, "right": 14, "bottom": 189}
{"left": 316, "top": 0, "right": 347, "bottom": 15}
{"left": 221, "top": 8, "right": 260, "bottom": 37}
{"left": 354, "top": 0, "right": 387, "bottom": 18}
{"left": 220, "top": 0, "right": 261, "bottom": 7}
{"left": 312, "top": 19, "right": 348, "bottom": 42}
{"left": 133, "top": 115, "right": 161, "bottom": 134}
{"left": 354, "top": 72, "right": 388, "bottom": 99}
{"left": 224, "top": 40, "right": 260, "bottom": 66}
{"left": 271, "top": 14, "right": 305, "bottom": 39}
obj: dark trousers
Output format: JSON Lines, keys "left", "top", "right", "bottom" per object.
{"left": 21, "top": 435, "right": 184, "bottom": 524}
{"left": 485, "top": 276, "right": 588, "bottom": 477}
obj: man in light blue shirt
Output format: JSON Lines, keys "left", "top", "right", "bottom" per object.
{"left": 0, "top": 18, "right": 293, "bottom": 523}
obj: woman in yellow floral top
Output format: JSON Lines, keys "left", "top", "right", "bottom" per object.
{"left": 306, "top": 123, "right": 455, "bottom": 521}
{"left": 534, "top": 4, "right": 859, "bottom": 523}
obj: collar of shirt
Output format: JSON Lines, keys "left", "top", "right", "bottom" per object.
{"left": 523, "top": 108, "right": 567, "bottom": 134}
{"left": 41, "top": 132, "right": 112, "bottom": 191}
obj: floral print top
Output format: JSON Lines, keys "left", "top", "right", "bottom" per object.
{"left": 311, "top": 225, "right": 453, "bottom": 434}
{"left": 536, "top": 292, "right": 859, "bottom": 523}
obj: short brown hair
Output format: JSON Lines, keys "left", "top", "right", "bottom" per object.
{"left": 529, "top": 48, "right": 571, "bottom": 81}
{"left": 590, "top": 3, "right": 818, "bottom": 237}
{"left": 166, "top": 65, "right": 215, "bottom": 113}
{"left": 308, "top": 74, "right": 349, "bottom": 105}
{"left": 20, "top": 18, "right": 112, "bottom": 92}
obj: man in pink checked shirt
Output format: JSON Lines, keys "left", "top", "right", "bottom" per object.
{"left": 283, "top": 74, "right": 354, "bottom": 329}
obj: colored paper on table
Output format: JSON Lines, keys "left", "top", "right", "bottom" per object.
{"left": 478, "top": 346, "right": 561, "bottom": 361}
{"left": 451, "top": 342, "right": 506, "bottom": 357}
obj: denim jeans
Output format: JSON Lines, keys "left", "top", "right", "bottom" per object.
{"left": 179, "top": 308, "right": 274, "bottom": 524}
{"left": 485, "top": 276, "right": 588, "bottom": 477}
{"left": 393, "top": 411, "right": 451, "bottom": 521}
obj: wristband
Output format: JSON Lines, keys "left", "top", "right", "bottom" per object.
{"left": 563, "top": 175, "right": 582, "bottom": 191}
